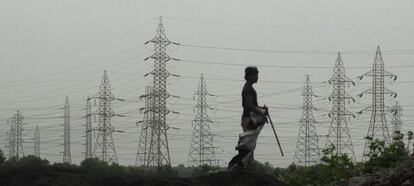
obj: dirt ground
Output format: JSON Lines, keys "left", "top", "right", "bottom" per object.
{"left": 105, "top": 170, "right": 285, "bottom": 186}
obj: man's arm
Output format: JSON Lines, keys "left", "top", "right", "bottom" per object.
{"left": 244, "top": 95, "right": 265, "bottom": 116}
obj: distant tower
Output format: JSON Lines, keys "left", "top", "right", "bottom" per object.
{"left": 358, "top": 46, "right": 397, "bottom": 160}
{"left": 7, "top": 119, "right": 15, "bottom": 158}
{"left": 136, "top": 86, "right": 154, "bottom": 166}
{"left": 85, "top": 97, "right": 93, "bottom": 159}
{"left": 294, "top": 75, "right": 320, "bottom": 166}
{"left": 34, "top": 125, "right": 40, "bottom": 157}
{"left": 8, "top": 111, "right": 24, "bottom": 159}
{"left": 63, "top": 96, "right": 71, "bottom": 163}
{"left": 93, "top": 70, "right": 118, "bottom": 163}
{"left": 390, "top": 102, "right": 403, "bottom": 138}
{"left": 187, "top": 74, "right": 217, "bottom": 167}
{"left": 144, "top": 17, "right": 178, "bottom": 166}
{"left": 325, "top": 53, "right": 356, "bottom": 160}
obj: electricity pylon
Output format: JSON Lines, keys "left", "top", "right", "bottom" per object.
{"left": 294, "top": 75, "right": 320, "bottom": 166}
{"left": 8, "top": 110, "right": 24, "bottom": 159}
{"left": 136, "top": 86, "right": 153, "bottom": 166}
{"left": 34, "top": 125, "right": 40, "bottom": 157}
{"left": 63, "top": 96, "right": 71, "bottom": 163}
{"left": 390, "top": 101, "right": 403, "bottom": 139}
{"left": 144, "top": 17, "right": 179, "bottom": 166}
{"left": 358, "top": 46, "right": 397, "bottom": 160}
{"left": 85, "top": 97, "right": 93, "bottom": 159}
{"left": 187, "top": 74, "right": 217, "bottom": 167}
{"left": 6, "top": 119, "right": 15, "bottom": 158}
{"left": 92, "top": 70, "right": 118, "bottom": 163}
{"left": 325, "top": 53, "right": 356, "bottom": 161}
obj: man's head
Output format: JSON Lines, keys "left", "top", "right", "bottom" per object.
{"left": 245, "top": 66, "right": 258, "bottom": 83}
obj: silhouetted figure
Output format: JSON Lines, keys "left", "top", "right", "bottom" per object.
{"left": 228, "top": 66, "right": 268, "bottom": 171}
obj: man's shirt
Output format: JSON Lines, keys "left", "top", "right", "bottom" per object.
{"left": 242, "top": 82, "right": 258, "bottom": 118}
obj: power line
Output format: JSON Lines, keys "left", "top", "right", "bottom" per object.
{"left": 179, "top": 59, "right": 414, "bottom": 69}
{"left": 164, "top": 16, "right": 414, "bottom": 31}
{"left": 180, "top": 43, "right": 414, "bottom": 55}
{"left": 0, "top": 56, "right": 151, "bottom": 104}
{"left": 0, "top": 17, "right": 157, "bottom": 68}
{"left": 181, "top": 43, "right": 336, "bottom": 55}
{"left": 0, "top": 45, "right": 149, "bottom": 86}
{"left": 181, "top": 75, "right": 309, "bottom": 84}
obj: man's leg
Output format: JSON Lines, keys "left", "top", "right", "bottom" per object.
{"left": 241, "top": 117, "right": 250, "bottom": 132}
{"left": 240, "top": 118, "right": 256, "bottom": 169}
{"left": 247, "top": 151, "right": 255, "bottom": 169}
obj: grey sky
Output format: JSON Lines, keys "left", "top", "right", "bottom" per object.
{"left": 0, "top": 0, "right": 414, "bottom": 167}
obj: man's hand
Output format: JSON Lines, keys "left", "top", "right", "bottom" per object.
{"left": 261, "top": 105, "right": 269, "bottom": 123}
{"left": 263, "top": 114, "right": 268, "bottom": 124}
{"left": 260, "top": 105, "right": 269, "bottom": 116}
{"left": 256, "top": 106, "right": 268, "bottom": 124}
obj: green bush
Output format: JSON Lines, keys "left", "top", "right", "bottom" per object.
{"left": 276, "top": 163, "right": 321, "bottom": 186}
{"left": 0, "top": 131, "right": 413, "bottom": 186}
{"left": 0, "top": 149, "right": 5, "bottom": 165}
{"left": 364, "top": 131, "right": 409, "bottom": 172}
{"left": 0, "top": 155, "right": 49, "bottom": 169}
{"left": 80, "top": 158, "right": 109, "bottom": 170}
{"left": 156, "top": 165, "right": 178, "bottom": 177}
{"left": 252, "top": 161, "right": 274, "bottom": 175}
{"left": 319, "top": 144, "right": 357, "bottom": 184}
{"left": 18, "top": 155, "right": 50, "bottom": 167}
{"left": 191, "top": 164, "right": 221, "bottom": 177}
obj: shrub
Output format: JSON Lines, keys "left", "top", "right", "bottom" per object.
{"left": 191, "top": 164, "right": 221, "bottom": 177}
{"left": 364, "top": 132, "right": 408, "bottom": 172}
{"left": 0, "top": 149, "right": 5, "bottom": 165}
{"left": 319, "top": 144, "right": 356, "bottom": 184}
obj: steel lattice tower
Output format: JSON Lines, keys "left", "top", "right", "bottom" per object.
{"left": 390, "top": 101, "right": 402, "bottom": 138}
{"left": 34, "top": 125, "right": 40, "bottom": 157}
{"left": 294, "top": 75, "right": 320, "bottom": 166}
{"left": 63, "top": 96, "right": 71, "bottom": 163}
{"left": 93, "top": 70, "right": 118, "bottom": 163}
{"left": 325, "top": 53, "right": 356, "bottom": 160}
{"left": 8, "top": 110, "right": 24, "bottom": 159}
{"left": 187, "top": 74, "right": 217, "bottom": 167}
{"left": 144, "top": 17, "right": 177, "bottom": 166}
{"left": 358, "top": 46, "right": 397, "bottom": 159}
{"left": 85, "top": 97, "right": 93, "bottom": 159}
{"left": 7, "top": 119, "right": 15, "bottom": 158}
{"left": 136, "top": 86, "right": 154, "bottom": 166}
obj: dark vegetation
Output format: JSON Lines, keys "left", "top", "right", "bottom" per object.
{"left": 0, "top": 130, "right": 413, "bottom": 186}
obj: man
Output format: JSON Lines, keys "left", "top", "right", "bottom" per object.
{"left": 228, "top": 66, "right": 268, "bottom": 171}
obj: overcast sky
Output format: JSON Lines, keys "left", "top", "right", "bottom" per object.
{"left": 1, "top": 0, "right": 414, "bottom": 167}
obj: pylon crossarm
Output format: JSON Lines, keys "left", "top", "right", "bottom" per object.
{"left": 357, "top": 70, "right": 374, "bottom": 79}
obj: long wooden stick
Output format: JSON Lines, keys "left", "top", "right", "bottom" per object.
{"left": 267, "top": 114, "right": 284, "bottom": 157}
